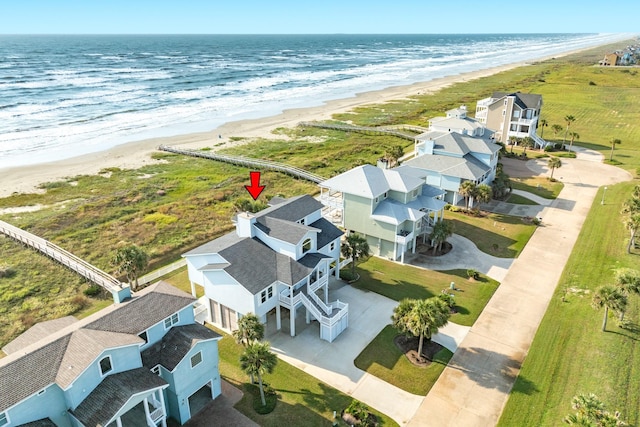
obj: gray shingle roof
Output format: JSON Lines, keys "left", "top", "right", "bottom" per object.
{"left": 492, "top": 91, "right": 542, "bottom": 110}
{"left": 404, "top": 153, "right": 491, "bottom": 181}
{"left": 2, "top": 316, "right": 78, "bottom": 355}
{"left": 85, "top": 281, "right": 195, "bottom": 335}
{"left": 319, "top": 164, "right": 423, "bottom": 199}
{"left": 17, "top": 419, "right": 57, "bottom": 427}
{"left": 371, "top": 199, "right": 425, "bottom": 226}
{"left": 255, "top": 195, "right": 323, "bottom": 223}
{"left": 425, "top": 132, "right": 500, "bottom": 157}
{"left": 255, "top": 216, "right": 318, "bottom": 244}
{"left": 141, "top": 324, "right": 221, "bottom": 372}
{"left": 0, "top": 336, "right": 70, "bottom": 412}
{"left": 71, "top": 367, "right": 168, "bottom": 427}
{"left": 311, "top": 217, "right": 344, "bottom": 250}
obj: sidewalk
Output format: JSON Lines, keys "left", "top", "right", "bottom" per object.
{"left": 407, "top": 153, "right": 631, "bottom": 426}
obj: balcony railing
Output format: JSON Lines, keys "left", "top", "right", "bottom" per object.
{"left": 395, "top": 230, "right": 414, "bottom": 245}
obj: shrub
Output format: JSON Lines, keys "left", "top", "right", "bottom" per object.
{"left": 345, "top": 400, "right": 369, "bottom": 422}
{"left": 0, "top": 265, "right": 17, "bottom": 279}
{"left": 467, "top": 269, "right": 480, "bottom": 280}
{"left": 588, "top": 81, "right": 597, "bottom": 86}
{"left": 340, "top": 269, "right": 358, "bottom": 282}
{"left": 444, "top": 204, "right": 452, "bottom": 211}
{"left": 544, "top": 144, "right": 555, "bottom": 152}
{"left": 83, "top": 285, "right": 102, "bottom": 297}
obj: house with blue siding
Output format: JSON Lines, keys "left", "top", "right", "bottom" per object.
{"left": 183, "top": 195, "right": 348, "bottom": 342}
{"left": 0, "top": 281, "right": 222, "bottom": 427}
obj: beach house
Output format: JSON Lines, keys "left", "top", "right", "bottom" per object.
{"left": 0, "top": 281, "right": 222, "bottom": 427}
{"left": 319, "top": 164, "right": 447, "bottom": 263}
{"left": 401, "top": 129, "right": 501, "bottom": 206}
{"left": 426, "top": 105, "right": 487, "bottom": 137}
{"left": 474, "top": 91, "right": 546, "bottom": 148}
{"left": 182, "top": 195, "right": 348, "bottom": 343}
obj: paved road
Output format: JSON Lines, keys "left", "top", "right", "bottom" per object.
{"left": 407, "top": 152, "right": 631, "bottom": 426}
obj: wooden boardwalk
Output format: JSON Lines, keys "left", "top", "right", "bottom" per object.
{"left": 298, "top": 121, "right": 420, "bottom": 141}
{"left": 158, "top": 145, "right": 328, "bottom": 184}
{"left": 0, "top": 220, "right": 130, "bottom": 302}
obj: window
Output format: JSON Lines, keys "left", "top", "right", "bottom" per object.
{"left": 513, "top": 110, "right": 520, "bottom": 119}
{"left": 0, "top": 412, "right": 8, "bottom": 427}
{"left": 138, "top": 331, "right": 148, "bottom": 344}
{"left": 190, "top": 352, "right": 203, "bottom": 368}
{"left": 37, "top": 388, "right": 46, "bottom": 396}
{"left": 299, "top": 218, "right": 305, "bottom": 225}
{"left": 330, "top": 242, "right": 335, "bottom": 251}
{"left": 503, "top": 99, "right": 508, "bottom": 105}
{"left": 164, "top": 313, "right": 179, "bottom": 329}
{"left": 151, "top": 366, "right": 161, "bottom": 375}
{"left": 99, "top": 356, "right": 112, "bottom": 376}
{"left": 302, "top": 238, "right": 312, "bottom": 254}
{"left": 260, "top": 286, "right": 273, "bottom": 303}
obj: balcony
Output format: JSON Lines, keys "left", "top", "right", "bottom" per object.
{"left": 395, "top": 230, "right": 414, "bottom": 245}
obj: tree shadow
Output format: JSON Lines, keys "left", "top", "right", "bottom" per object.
{"left": 449, "top": 347, "right": 539, "bottom": 395}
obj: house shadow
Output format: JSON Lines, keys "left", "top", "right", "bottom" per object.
{"left": 448, "top": 347, "right": 538, "bottom": 395}
{"left": 553, "top": 198, "right": 576, "bottom": 211}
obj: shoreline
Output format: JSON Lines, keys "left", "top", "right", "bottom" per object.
{"left": 0, "top": 38, "right": 629, "bottom": 199}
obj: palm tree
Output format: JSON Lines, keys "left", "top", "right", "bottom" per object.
{"left": 111, "top": 245, "right": 149, "bottom": 290}
{"left": 614, "top": 268, "right": 640, "bottom": 320}
{"left": 625, "top": 213, "right": 640, "bottom": 254}
{"left": 391, "top": 299, "right": 416, "bottom": 336}
{"left": 475, "top": 184, "right": 493, "bottom": 206}
{"left": 592, "top": 285, "right": 627, "bottom": 331}
{"left": 538, "top": 118, "right": 548, "bottom": 139}
{"left": 406, "top": 298, "right": 451, "bottom": 357}
{"left": 233, "top": 313, "right": 264, "bottom": 347}
{"left": 564, "top": 393, "right": 627, "bottom": 426}
{"left": 384, "top": 145, "right": 404, "bottom": 168}
{"left": 547, "top": 157, "right": 562, "bottom": 180}
{"left": 609, "top": 138, "right": 621, "bottom": 161}
{"left": 568, "top": 132, "right": 580, "bottom": 152}
{"left": 508, "top": 136, "right": 518, "bottom": 153}
{"left": 551, "top": 124, "right": 564, "bottom": 140}
{"left": 563, "top": 115, "right": 576, "bottom": 144}
{"left": 430, "top": 220, "right": 454, "bottom": 255}
{"left": 521, "top": 136, "right": 534, "bottom": 155}
{"left": 239, "top": 341, "right": 278, "bottom": 406}
{"left": 341, "top": 233, "right": 370, "bottom": 277}
{"left": 459, "top": 181, "right": 477, "bottom": 209}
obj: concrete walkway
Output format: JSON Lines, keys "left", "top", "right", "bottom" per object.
{"left": 407, "top": 152, "right": 631, "bottom": 426}
{"left": 406, "top": 234, "right": 514, "bottom": 282}
{"left": 267, "top": 282, "right": 424, "bottom": 426}
{"left": 479, "top": 199, "right": 546, "bottom": 218}
{"left": 510, "top": 189, "right": 553, "bottom": 206}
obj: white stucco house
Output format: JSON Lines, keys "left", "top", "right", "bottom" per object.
{"left": 182, "top": 195, "right": 348, "bottom": 343}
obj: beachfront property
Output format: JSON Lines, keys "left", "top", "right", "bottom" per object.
{"left": 400, "top": 127, "right": 501, "bottom": 207}
{"left": 474, "top": 91, "right": 547, "bottom": 148}
{"left": 426, "top": 105, "right": 487, "bottom": 137}
{"left": 182, "top": 195, "right": 348, "bottom": 343}
{"left": 319, "top": 164, "right": 447, "bottom": 263}
{"left": 0, "top": 281, "right": 222, "bottom": 427}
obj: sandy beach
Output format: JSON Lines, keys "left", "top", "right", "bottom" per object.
{"left": 0, "top": 43, "right": 617, "bottom": 199}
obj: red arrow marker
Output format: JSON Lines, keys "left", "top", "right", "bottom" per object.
{"left": 245, "top": 171, "right": 265, "bottom": 200}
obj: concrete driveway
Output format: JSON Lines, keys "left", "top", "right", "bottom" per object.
{"left": 267, "top": 281, "right": 424, "bottom": 426}
{"left": 408, "top": 150, "right": 631, "bottom": 426}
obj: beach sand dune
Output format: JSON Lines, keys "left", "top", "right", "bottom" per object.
{"left": 0, "top": 45, "right": 611, "bottom": 199}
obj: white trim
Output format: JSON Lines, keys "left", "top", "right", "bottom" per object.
{"left": 103, "top": 384, "right": 170, "bottom": 426}
{"left": 0, "top": 411, "right": 9, "bottom": 427}
{"left": 151, "top": 365, "right": 162, "bottom": 375}
{"left": 163, "top": 312, "right": 179, "bottom": 330}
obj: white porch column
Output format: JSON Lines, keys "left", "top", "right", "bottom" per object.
{"left": 276, "top": 304, "right": 281, "bottom": 330}
{"left": 290, "top": 306, "right": 296, "bottom": 337}
{"left": 116, "top": 417, "right": 123, "bottom": 427}
{"left": 324, "top": 283, "right": 329, "bottom": 303}
{"left": 157, "top": 389, "right": 168, "bottom": 427}
{"left": 143, "top": 397, "right": 151, "bottom": 426}
{"left": 306, "top": 308, "right": 310, "bottom": 324}
{"left": 190, "top": 281, "right": 196, "bottom": 298}
{"left": 412, "top": 236, "right": 417, "bottom": 254}
{"left": 400, "top": 243, "right": 405, "bottom": 264}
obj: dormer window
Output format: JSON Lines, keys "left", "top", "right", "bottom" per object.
{"left": 302, "top": 238, "right": 312, "bottom": 254}
{"left": 164, "top": 313, "right": 179, "bottom": 329}
{"left": 99, "top": 356, "right": 113, "bottom": 376}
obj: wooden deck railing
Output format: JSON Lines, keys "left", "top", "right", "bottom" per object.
{"left": 158, "top": 145, "right": 328, "bottom": 184}
{"left": 0, "top": 219, "right": 126, "bottom": 296}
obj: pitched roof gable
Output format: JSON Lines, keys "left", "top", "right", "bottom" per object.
{"left": 255, "top": 195, "right": 323, "bottom": 222}
{"left": 141, "top": 324, "right": 221, "bottom": 371}
{"left": 492, "top": 91, "right": 542, "bottom": 110}
{"left": 85, "top": 281, "right": 195, "bottom": 335}
{"left": 2, "top": 316, "right": 78, "bottom": 356}
{"left": 255, "top": 216, "right": 319, "bottom": 244}
{"left": 319, "top": 164, "right": 423, "bottom": 199}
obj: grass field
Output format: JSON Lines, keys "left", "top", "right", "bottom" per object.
{"left": 510, "top": 176, "right": 564, "bottom": 199}
{"left": 353, "top": 257, "right": 499, "bottom": 326}
{"left": 445, "top": 211, "right": 536, "bottom": 258}
{"left": 498, "top": 182, "right": 640, "bottom": 426}
{"left": 210, "top": 328, "right": 398, "bottom": 427}
{"left": 354, "top": 325, "right": 453, "bottom": 395}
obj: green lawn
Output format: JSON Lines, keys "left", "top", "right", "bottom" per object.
{"left": 498, "top": 182, "right": 640, "bottom": 427}
{"left": 354, "top": 257, "right": 499, "bottom": 326}
{"left": 354, "top": 325, "right": 453, "bottom": 395}
{"left": 212, "top": 328, "right": 398, "bottom": 427}
{"left": 510, "top": 177, "right": 564, "bottom": 199}
{"left": 445, "top": 211, "right": 537, "bottom": 258}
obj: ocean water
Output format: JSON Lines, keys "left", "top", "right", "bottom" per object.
{"left": 0, "top": 33, "right": 629, "bottom": 169}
